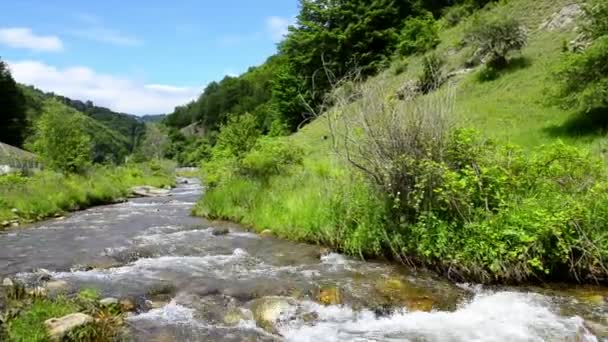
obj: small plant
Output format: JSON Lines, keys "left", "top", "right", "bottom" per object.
{"left": 417, "top": 53, "right": 445, "bottom": 94}
{"left": 397, "top": 13, "right": 440, "bottom": 56}
{"left": 583, "top": 0, "right": 608, "bottom": 39}
{"left": 465, "top": 14, "right": 527, "bottom": 68}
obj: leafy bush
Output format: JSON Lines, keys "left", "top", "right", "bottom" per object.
{"left": 583, "top": 0, "right": 608, "bottom": 39}
{"left": 214, "top": 113, "right": 261, "bottom": 157}
{"left": 241, "top": 137, "right": 303, "bottom": 179}
{"left": 31, "top": 101, "right": 92, "bottom": 173}
{"left": 417, "top": 53, "right": 445, "bottom": 93}
{"left": 397, "top": 13, "right": 440, "bottom": 56}
{"left": 555, "top": 36, "right": 608, "bottom": 113}
{"left": 465, "top": 14, "right": 527, "bottom": 68}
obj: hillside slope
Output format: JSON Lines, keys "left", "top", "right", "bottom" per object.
{"left": 20, "top": 85, "right": 138, "bottom": 163}
{"left": 196, "top": 0, "right": 608, "bottom": 284}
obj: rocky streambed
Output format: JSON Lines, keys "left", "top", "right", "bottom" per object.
{"left": 1, "top": 179, "right": 606, "bottom": 341}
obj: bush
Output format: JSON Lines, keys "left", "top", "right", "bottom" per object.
{"left": 417, "top": 53, "right": 445, "bottom": 93}
{"left": 464, "top": 14, "right": 527, "bottom": 68}
{"left": 31, "top": 101, "right": 92, "bottom": 173}
{"left": 583, "top": 0, "right": 608, "bottom": 39}
{"left": 555, "top": 36, "right": 608, "bottom": 112}
{"left": 241, "top": 137, "right": 304, "bottom": 179}
{"left": 397, "top": 13, "right": 440, "bottom": 56}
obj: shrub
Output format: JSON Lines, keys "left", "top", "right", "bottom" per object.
{"left": 555, "top": 36, "right": 608, "bottom": 112}
{"left": 464, "top": 14, "right": 527, "bottom": 68}
{"left": 214, "top": 113, "right": 261, "bottom": 157}
{"left": 583, "top": 0, "right": 608, "bottom": 39}
{"left": 417, "top": 53, "right": 445, "bottom": 93}
{"left": 241, "top": 137, "right": 304, "bottom": 179}
{"left": 397, "top": 13, "right": 440, "bottom": 56}
{"left": 31, "top": 101, "right": 92, "bottom": 173}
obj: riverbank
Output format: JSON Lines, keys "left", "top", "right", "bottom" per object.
{"left": 0, "top": 161, "right": 175, "bottom": 228}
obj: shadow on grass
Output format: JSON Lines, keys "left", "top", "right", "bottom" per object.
{"left": 477, "top": 56, "right": 532, "bottom": 82}
{"left": 544, "top": 107, "right": 608, "bottom": 138}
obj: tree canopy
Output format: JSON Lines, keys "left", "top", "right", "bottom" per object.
{"left": 0, "top": 59, "right": 27, "bottom": 147}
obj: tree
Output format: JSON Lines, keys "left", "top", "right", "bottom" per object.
{"left": 465, "top": 15, "right": 527, "bottom": 68}
{"left": 398, "top": 12, "right": 440, "bottom": 56}
{"left": 280, "top": 0, "right": 416, "bottom": 112}
{"left": 139, "top": 124, "right": 169, "bottom": 160}
{"left": 0, "top": 59, "right": 27, "bottom": 147}
{"left": 32, "top": 101, "right": 92, "bottom": 173}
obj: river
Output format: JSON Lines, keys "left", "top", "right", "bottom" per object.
{"left": 1, "top": 179, "right": 606, "bottom": 341}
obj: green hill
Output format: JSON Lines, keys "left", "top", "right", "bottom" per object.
{"left": 19, "top": 85, "right": 141, "bottom": 163}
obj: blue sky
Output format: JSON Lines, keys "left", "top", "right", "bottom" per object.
{"left": 0, "top": 0, "right": 298, "bottom": 115}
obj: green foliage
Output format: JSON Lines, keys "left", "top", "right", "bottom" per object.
{"left": 269, "top": 62, "right": 307, "bottom": 131}
{"left": 280, "top": 0, "right": 416, "bottom": 112}
{"left": 241, "top": 137, "right": 303, "bottom": 179}
{"left": 465, "top": 14, "right": 527, "bottom": 68}
{"left": 398, "top": 13, "right": 440, "bottom": 56}
{"left": 554, "top": 0, "right": 608, "bottom": 114}
{"left": 4, "top": 297, "right": 79, "bottom": 341}
{"left": 0, "top": 59, "right": 27, "bottom": 147}
{"left": 77, "top": 288, "right": 100, "bottom": 301}
{"left": 0, "top": 161, "right": 174, "bottom": 225}
{"left": 214, "top": 113, "right": 261, "bottom": 157}
{"left": 442, "top": 3, "right": 474, "bottom": 28}
{"left": 31, "top": 101, "right": 92, "bottom": 173}
{"left": 583, "top": 0, "right": 608, "bottom": 39}
{"left": 418, "top": 53, "right": 445, "bottom": 93}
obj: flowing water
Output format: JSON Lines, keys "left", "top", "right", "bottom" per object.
{"left": 1, "top": 179, "right": 606, "bottom": 341}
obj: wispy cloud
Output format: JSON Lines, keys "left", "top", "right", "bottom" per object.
{"left": 67, "top": 27, "right": 142, "bottom": 47}
{"left": 265, "top": 16, "right": 292, "bottom": 42}
{"left": 8, "top": 60, "right": 202, "bottom": 115}
{"left": 68, "top": 13, "right": 142, "bottom": 47}
{"left": 0, "top": 27, "right": 63, "bottom": 52}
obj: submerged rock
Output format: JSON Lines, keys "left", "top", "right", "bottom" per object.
{"left": 250, "top": 296, "right": 294, "bottom": 333}
{"left": 212, "top": 227, "right": 230, "bottom": 236}
{"left": 375, "top": 277, "right": 436, "bottom": 312}
{"left": 223, "top": 308, "right": 252, "bottom": 326}
{"left": 317, "top": 286, "right": 342, "bottom": 306}
{"left": 259, "top": 229, "right": 274, "bottom": 238}
{"left": 45, "top": 313, "right": 94, "bottom": 341}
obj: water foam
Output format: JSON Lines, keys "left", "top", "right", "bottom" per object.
{"left": 278, "top": 291, "right": 596, "bottom": 342}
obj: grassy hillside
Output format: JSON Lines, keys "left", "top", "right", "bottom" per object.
{"left": 196, "top": 0, "right": 608, "bottom": 284}
{"left": 19, "top": 85, "right": 139, "bottom": 163}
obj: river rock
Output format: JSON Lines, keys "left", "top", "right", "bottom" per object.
{"left": 2, "top": 278, "right": 14, "bottom": 287}
{"left": 100, "top": 297, "right": 119, "bottom": 306}
{"left": 376, "top": 277, "right": 436, "bottom": 312}
{"left": 223, "top": 308, "right": 252, "bottom": 326}
{"left": 212, "top": 227, "right": 230, "bottom": 236}
{"left": 45, "top": 313, "right": 94, "bottom": 341}
{"left": 250, "top": 296, "right": 295, "bottom": 333}
{"left": 35, "top": 268, "right": 53, "bottom": 282}
{"left": 45, "top": 280, "right": 68, "bottom": 292}
{"left": 119, "top": 298, "right": 137, "bottom": 312}
{"left": 259, "top": 229, "right": 274, "bottom": 238}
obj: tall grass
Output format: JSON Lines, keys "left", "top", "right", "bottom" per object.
{"left": 0, "top": 161, "right": 175, "bottom": 225}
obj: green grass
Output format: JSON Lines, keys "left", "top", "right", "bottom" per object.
{"left": 5, "top": 298, "right": 79, "bottom": 342}
{"left": 0, "top": 160, "right": 175, "bottom": 226}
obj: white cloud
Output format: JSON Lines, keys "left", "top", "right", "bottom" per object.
{"left": 0, "top": 27, "right": 63, "bottom": 52}
{"left": 265, "top": 16, "right": 292, "bottom": 42}
{"left": 8, "top": 60, "right": 202, "bottom": 115}
{"left": 67, "top": 27, "right": 142, "bottom": 47}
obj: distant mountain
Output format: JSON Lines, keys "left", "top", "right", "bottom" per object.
{"left": 19, "top": 85, "right": 145, "bottom": 163}
{"left": 141, "top": 114, "right": 166, "bottom": 123}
